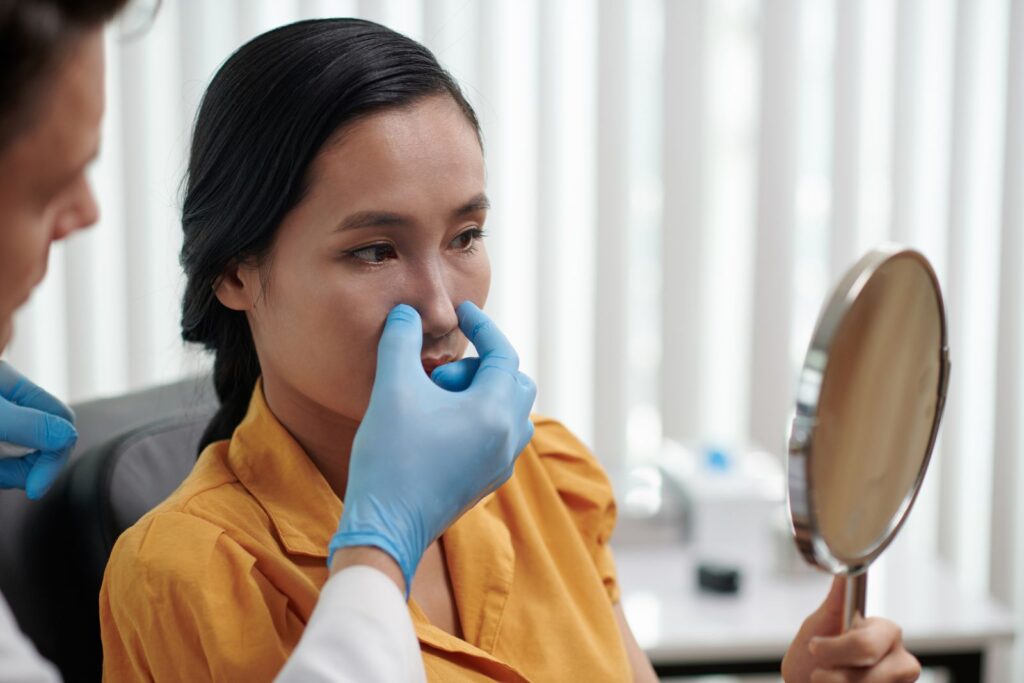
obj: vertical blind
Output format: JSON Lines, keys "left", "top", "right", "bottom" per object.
{"left": 4, "top": 0, "right": 1022, "bottom": 671}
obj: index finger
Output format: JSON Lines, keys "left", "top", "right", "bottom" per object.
{"left": 374, "top": 304, "right": 428, "bottom": 385}
{"left": 457, "top": 302, "right": 519, "bottom": 373}
{"left": 0, "top": 362, "right": 75, "bottom": 423}
{"left": 810, "top": 617, "right": 901, "bottom": 670}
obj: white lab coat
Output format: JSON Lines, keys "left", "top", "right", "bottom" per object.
{"left": 0, "top": 592, "right": 59, "bottom": 683}
{"left": 0, "top": 566, "right": 425, "bottom": 683}
{"left": 276, "top": 565, "right": 427, "bottom": 682}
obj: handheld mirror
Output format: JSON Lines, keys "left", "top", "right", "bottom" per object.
{"left": 787, "top": 245, "right": 950, "bottom": 630}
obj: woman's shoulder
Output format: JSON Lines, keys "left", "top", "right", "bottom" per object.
{"left": 527, "top": 415, "right": 609, "bottom": 482}
{"left": 105, "top": 441, "right": 264, "bottom": 580}
{"left": 523, "top": 415, "right": 616, "bottom": 532}
{"left": 519, "top": 416, "right": 621, "bottom": 604}
{"left": 107, "top": 509, "right": 235, "bottom": 584}
{"left": 528, "top": 415, "right": 591, "bottom": 455}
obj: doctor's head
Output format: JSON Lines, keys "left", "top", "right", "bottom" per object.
{"left": 180, "top": 19, "right": 489, "bottom": 450}
{"left": 0, "top": 0, "right": 127, "bottom": 351}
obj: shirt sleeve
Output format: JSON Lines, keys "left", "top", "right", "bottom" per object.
{"left": 0, "top": 592, "right": 60, "bottom": 683}
{"left": 275, "top": 566, "right": 426, "bottom": 683}
{"left": 100, "top": 511, "right": 302, "bottom": 682}
{"left": 530, "top": 417, "right": 621, "bottom": 604}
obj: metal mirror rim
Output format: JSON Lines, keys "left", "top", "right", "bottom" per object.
{"left": 787, "top": 244, "right": 951, "bottom": 575}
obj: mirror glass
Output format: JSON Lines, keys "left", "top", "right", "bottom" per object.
{"left": 808, "top": 253, "right": 944, "bottom": 565}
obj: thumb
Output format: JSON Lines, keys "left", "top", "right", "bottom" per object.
{"left": 374, "top": 305, "right": 425, "bottom": 385}
{"left": 808, "top": 575, "right": 846, "bottom": 638}
{"left": 430, "top": 357, "right": 480, "bottom": 392}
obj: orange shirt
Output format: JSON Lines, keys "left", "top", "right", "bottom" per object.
{"left": 99, "top": 384, "right": 631, "bottom": 682}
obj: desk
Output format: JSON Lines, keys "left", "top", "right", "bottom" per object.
{"left": 615, "top": 543, "right": 1015, "bottom": 681}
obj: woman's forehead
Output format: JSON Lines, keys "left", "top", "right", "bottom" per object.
{"left": 312, "top": 96, "right": 483, "bottom": 188}
{"left": 296, "top": 100, "right": 484, "bottom": 227}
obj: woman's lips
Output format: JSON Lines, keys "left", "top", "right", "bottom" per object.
{"left": 422, "top": 356, "right": 455, "bottom": 376}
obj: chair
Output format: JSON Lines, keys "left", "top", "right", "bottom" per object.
{"left": 0, "top": 377, "right": 217, "bottom": 683}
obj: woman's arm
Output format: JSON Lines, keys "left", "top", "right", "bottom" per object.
{"left": 613, "top": 603, "right": 659, "bottom": 683}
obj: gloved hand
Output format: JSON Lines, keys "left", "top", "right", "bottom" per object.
{"left": 328, "top": 302, "right": 536, "bottom": 596}
{"left": 0, "top": 362, "right": 78, "bottom": 499}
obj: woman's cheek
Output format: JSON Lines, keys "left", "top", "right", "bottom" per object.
{"left": 467, "top": 249, "right": 491, "bottom": 308}
{"left": 348, "top": 298, "right": 398, "bottom": 407}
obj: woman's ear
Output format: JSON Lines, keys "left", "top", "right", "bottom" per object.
{"left": 213, "top": 261, "right": 258, "bottom": 312}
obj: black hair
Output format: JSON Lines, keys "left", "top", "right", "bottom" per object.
{"left": 0, "top": 0, "right": 131, "bottom": 146}
{"left": 181, "top": 18, "right": 481, "bottom": 452}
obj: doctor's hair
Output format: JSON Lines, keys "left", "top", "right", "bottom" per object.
{"left": 180, "top": 18, "right": 481, "bottom": 453}
{"left": 0, "top": 0, "right": 131, "bottom": 147}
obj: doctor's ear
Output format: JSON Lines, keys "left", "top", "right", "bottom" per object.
{"left": 212, "top": 261, "right": 260, "bottom": 312}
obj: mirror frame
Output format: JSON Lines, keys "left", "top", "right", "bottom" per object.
{"left": 787, "top": 244, "right": 951, "bottom": 575}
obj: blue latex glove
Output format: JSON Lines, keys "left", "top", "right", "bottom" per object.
{"left": 329, "top": 302, "right": 536, "bottom": 595}
{"left": 0, "top": 362, "right": 78, "bottom": 499}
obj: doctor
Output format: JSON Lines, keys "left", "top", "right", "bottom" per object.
{"left": 0, "top": 2, "right": 533, "bottom": 681}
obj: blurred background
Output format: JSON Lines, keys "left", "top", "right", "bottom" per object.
{"left": 2, "top": 0, "right": 1021, "bottom": 680}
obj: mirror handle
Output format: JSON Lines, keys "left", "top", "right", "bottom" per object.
{"left": 842, "top": 571, "right": 868, "bottom": 631}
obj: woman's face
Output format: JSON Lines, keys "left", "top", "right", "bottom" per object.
{"left": 222, "top": 95, "right": 489, "bottom": 422}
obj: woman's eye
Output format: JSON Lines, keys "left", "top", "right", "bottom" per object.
{"left": 450, "top": 228, "right": 485, "bottom": 252}
{"left": 348, "top": 243, "right": 397, "bottom": 263}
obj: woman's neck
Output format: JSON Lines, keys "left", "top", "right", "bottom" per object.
{"left": 259, "top": 373, "right": 359, "bottom": 500}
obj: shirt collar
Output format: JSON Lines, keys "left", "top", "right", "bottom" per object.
{"left": 228, "top": 379, "right": 341, "bottom": 558}
{"left": 406, "top": 490, "right": 520, "bottom": 673}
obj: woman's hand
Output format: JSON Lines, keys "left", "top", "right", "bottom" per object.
{"left": 782, "top": 576, "right": 921, "bottom": 682}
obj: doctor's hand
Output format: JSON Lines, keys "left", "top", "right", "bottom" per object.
{"left": 329, "top": 302, "right": 536, "bottom": 597}
{"left": 782, "top": 576, "right": 921, "bottom": 682}
{"left": 0, "top": 362, "right": 78, "bottom": 500}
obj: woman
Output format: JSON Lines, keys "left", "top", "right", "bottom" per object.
{"left": 2, "top": 4, "right": 532, "bottom": 680}
{"left": 100, "top": 18, "right": 919, "bottom": 682}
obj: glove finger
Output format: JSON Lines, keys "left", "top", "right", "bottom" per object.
{"left": 457, "top": 302, "right": 519, "bottom": 374}
{"left": 26, "top": 448, "right": 71, "bottom": 500}
{"left": 0, "top": 362, "right": 75, "bottom": 423}
{"left": 0, "top": 399, "right": 77, "bottom": 452}
{"left": 0, "top": 452, "right": 39, "bottom": 490}
{"left": 374, "top": 305, "right": 428, "bottom": 386}
{"left": 431, "top": 358, "right": 480, "bottom": 392}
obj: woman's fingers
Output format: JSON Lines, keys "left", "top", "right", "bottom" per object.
{"left": 809, "top": 645, "right": 921, "bottom": 683}
{"left": 810, "top": 617, "right": 901, "bottom": 669}
{"left": 808, "top": 616, "right": 920, "bottom": 683}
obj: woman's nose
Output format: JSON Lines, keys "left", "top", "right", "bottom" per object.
{"left": 411, "top": 265, "right": 459, "bottom": 341}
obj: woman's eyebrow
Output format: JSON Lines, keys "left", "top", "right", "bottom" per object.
{"left": 335, "top": 193, "right": 490, "bottom": 232}
{"left": 454, "top": 193, "right": 490, "bottom": 217}
{"left": 335, "top": 211, "right": 409, "bottom": 232}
